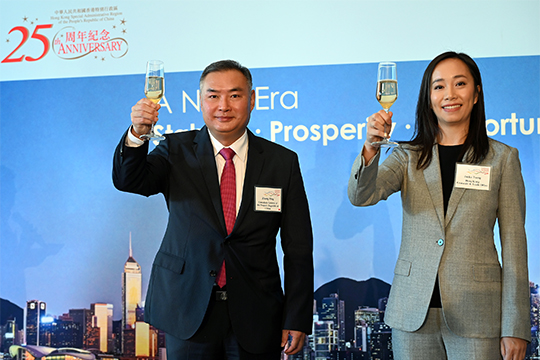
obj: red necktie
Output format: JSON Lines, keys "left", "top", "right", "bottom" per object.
{"left": 216, "top": 147, "right": 236, "bottom": 287}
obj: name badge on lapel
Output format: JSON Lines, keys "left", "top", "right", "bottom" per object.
{"left": 454, "top": 164, "right": 491, "bottom": 191}
{"left": 254, "top": 186, "right": 282, "bottom": 212}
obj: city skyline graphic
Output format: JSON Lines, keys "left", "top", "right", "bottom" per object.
{"left": 1, "top": 238, "right": 539, "bottom": 360}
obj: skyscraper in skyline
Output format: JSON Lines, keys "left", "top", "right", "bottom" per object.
{"left": 320, "top": 293, "right": 346, "bottom": 350}
{"left": 354, "top": 306, "right": 382, "bottom": 356}
{"left": 25, "top": 300, "right": 46, "bottom": 346}
{"left": 313, "top": 320, "right": 337, "bottom": 358}
{"left": 134, "top": 321, "right": 158, "bottom": 357}
{"left": 122, "top": 233, "right": 142, "bottom": 329}
{"left": 68, "top": 308, "right": 93, "bottom": 349}
{"left": 91, "top": 303, "right": 113, "bottom": 353}
{"left": 122, "top": 233, "right": 142, "bottom": 354}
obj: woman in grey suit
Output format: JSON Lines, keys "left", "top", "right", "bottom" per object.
{"left": 348, "top": 52, "right": 530, "bottom": 360}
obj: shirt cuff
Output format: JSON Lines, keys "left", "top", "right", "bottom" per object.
{"left": 126, "top": 126, "right": 145, "bottom": 147}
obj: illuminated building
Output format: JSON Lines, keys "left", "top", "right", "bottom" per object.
{"left": 370, "top": 322, "right": 393, "bottom": 360}
{"left": 90, "top": 303, "right": 113, "bottom": 353}
{"left": 134, "top": 321, "right": 158, "bottom": 357}
{"left": 85, "top": 326, "right": 101, "bottom": 351}
{"left": 353, "top": 307, "right": 393, "bottom": 359}
{"left": 354, "top": 321, "right": 368, "bottom": 353}
{"left": 354, "top": 307, "right": 379, "bottom": 327}
{"left": 1, "top": 299, "right": 24, "bottom": 352}
{"left": 320, "top": 294, "right": 346, "bottom": 350}
{"left": 354, "top": 307, "right": 379, "bottom": 354}
{"left": 529, "top": 282, "right": 539, "bottom": 358}
{"left": 122, "top": 233, "right": 142, "bottom": 329}
{"left": 39, "top": 316, "right": 81, "bottom": 348}
{"left": 313, "top": 320, "right": 337, "bottom": 359}
{"left": 122, "top": 233, "right": 142, "bottom": 354}
{"left": 123, "top": 328, "right": 135, "bottom": 356}
{"left": 112, "top": 319, "right": 122, "bottom": 354}
{"left": 135, "top": 322, "right": 149, "bottom": 356}
{"left": 26, "top": 300, "right": 46, "bottom": 345}
{"left": 69, "top": 308, "right": 93, "bottom": 349}
{"left": 2, "top": 319, "right": 17, "bottom": 352}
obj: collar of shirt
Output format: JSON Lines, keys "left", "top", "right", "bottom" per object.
{"left": 208, "top": 129, "right": 249, "bottom": 163}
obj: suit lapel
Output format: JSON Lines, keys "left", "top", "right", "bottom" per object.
{"left": 234, "top": 130, "right": 265, "bottom": 229}
{"left": 444, "top": 149, "right": 471, "bottom": 227}
{"left": 193, "top": 127, "right": 227, "bottom": 235}
{"left": 423, "top": 145, "right": 446, "bottom": 230}
{"left": 445, "top": 188, "right": 466, "bottom": 227}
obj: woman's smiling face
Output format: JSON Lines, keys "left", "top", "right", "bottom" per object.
{"left": 430, "top": 58, "right": 479, "bottom": 130}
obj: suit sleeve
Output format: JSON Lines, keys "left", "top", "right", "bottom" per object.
{"left": 279, "top": 153, "right": 314, "bottom": 334}
{"left": 112, "top": 129, "right": 170, "bottom": 197}
{"left": 348, "top": 146, "right": 407, "bottom": 207}
{"left": 498, "top": 147, "right": 531, "bottom": 341}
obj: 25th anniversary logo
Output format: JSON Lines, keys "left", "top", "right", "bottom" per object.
{"left": 2, "top": 5, "right": 128, "bottom": 63}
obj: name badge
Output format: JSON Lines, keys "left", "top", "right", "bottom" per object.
{"left": 454, "top": 164, "right": 491, "bottom": 191}
{"left": 254, "top": 187, "right": 282, "bottom": 212}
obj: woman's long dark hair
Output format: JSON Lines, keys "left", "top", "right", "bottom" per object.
{"left": 406, "top": 51, "right": 489, "bottom": 169}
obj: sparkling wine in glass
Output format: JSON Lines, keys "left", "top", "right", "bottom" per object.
{"left": 141, "top": 60, "right": 165, "bottom": 141}
{"left": 372, "top": 61, "right": 398, "bottom": 147}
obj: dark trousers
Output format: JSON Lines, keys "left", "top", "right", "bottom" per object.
{"left": 165, "top": 288, "right": 282, "bottom": 360}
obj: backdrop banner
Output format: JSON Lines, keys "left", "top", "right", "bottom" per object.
{"left": 1, "top": 1, "right": 539, "bottom": 358}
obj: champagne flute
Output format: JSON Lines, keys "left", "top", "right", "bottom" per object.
{"left": 372, "top": 61, "right": 399, "bottom": 147}
{"left": 141, "top": 60, "right": 165, "bottom": 141}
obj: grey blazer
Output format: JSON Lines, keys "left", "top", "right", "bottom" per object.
{"left": 348, "top": 138, "right": 530, "bottom": 341}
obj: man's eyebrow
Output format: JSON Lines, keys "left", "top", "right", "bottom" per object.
{"left": 205, "top": 87, "right": 244, "bottom": 93}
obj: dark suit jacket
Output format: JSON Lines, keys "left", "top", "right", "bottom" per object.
{"left": 113, "top": 126, "right": 314, "bottom": 353}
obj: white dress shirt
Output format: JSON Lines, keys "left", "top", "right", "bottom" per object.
{"left": 126, "top": 127, "right": 248, "bottom": 216}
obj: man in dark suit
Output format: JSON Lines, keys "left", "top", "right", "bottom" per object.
{"left": 113, "top": 60, "right": 313, "bottom": 359}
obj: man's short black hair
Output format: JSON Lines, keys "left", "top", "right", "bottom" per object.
{"left": 199, "top": 60, "right": 252, "bottom": 90}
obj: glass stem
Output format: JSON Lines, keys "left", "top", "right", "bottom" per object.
{"left": 383, "top": 108, "right": 390, "bottom": 138}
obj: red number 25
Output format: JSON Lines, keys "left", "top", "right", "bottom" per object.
{"left": 2, "top": 24, "right": 53, "bottom": 63}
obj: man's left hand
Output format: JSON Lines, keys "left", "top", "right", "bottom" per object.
{"left": 281, "top": 329, "right": 306, "bottom": 355}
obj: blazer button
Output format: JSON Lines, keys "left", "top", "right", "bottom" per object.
{"left": 209, "top": 270, "right": 217, "bottom": 277}
{"left": 437, "top": 239, "right": 444, "bottom": 246}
